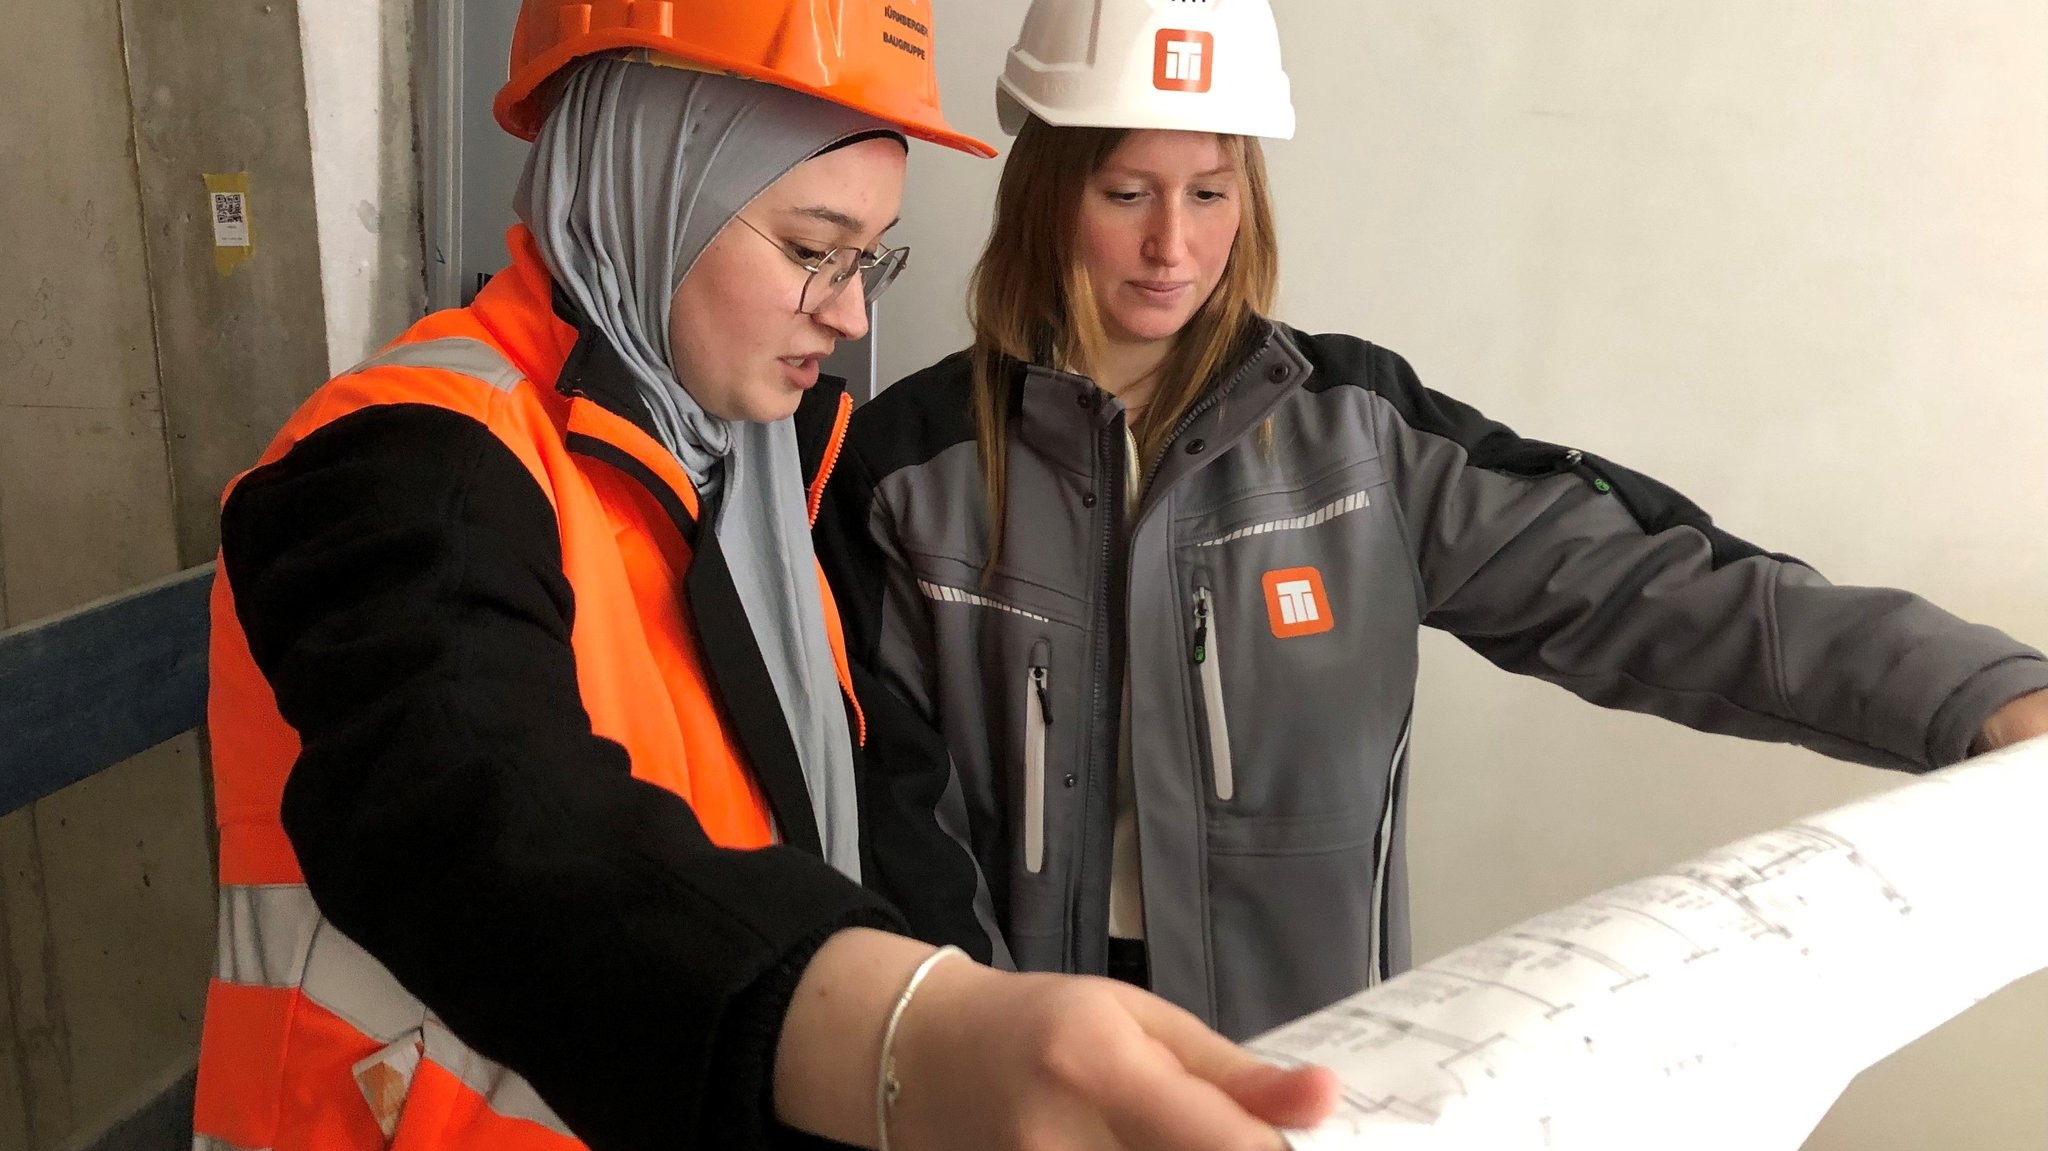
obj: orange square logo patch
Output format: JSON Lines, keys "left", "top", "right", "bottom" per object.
{"left": 1154, "top": 29, "right": 1214, "bottom": 93}
{"left": 1263, "top": 567, "right": 1334, "bottom": 638}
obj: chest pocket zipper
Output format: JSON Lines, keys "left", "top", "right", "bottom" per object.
{"left": 1024, "top": 662, "right": 1051, "bottom": 873}
{"left": 1192, "top": 587, "right": 1235, "bottom": 801}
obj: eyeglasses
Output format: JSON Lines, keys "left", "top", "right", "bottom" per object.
{"left": 731, "top": 215, "right": 910, "bottom": 316}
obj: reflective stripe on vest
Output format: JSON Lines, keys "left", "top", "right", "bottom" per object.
{"left": 199, "top": 336, "right": 583, "bottom": 1151}
{"left": 347, "top": 337, "right": 527, "bottom": 392}
{"left": 195, "top": 1135, "right": 268, "bottom": 1151}
{"left": 209, "top": 883, "right": 576, "bottom": 1141}
{"left": 201, "top": 308, "right": 853, "bottom": 1150}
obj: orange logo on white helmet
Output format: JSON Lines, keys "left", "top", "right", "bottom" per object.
{"left": 996, "top": 0, "right": 1293, "bottom": 139}
{"left": 1153, "top": 30, "right": 1214, "bottom": 93}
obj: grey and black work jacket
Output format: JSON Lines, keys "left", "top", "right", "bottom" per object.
{"left": 814, "top": 319, "right": 2048, "bottom": 1041}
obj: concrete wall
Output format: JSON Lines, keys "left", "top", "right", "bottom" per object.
{"left": 0, "top": 2, "right": 212, "bottom": 1143}
{"left": 1, "top": 1, "right": 420, "bottom": 1146}
{"left": 302, "top": 0, "right": 428, "bottom": 373}
{"left": 889, "top": 2, "right": 2048, "bottom": 1146}
{"left": 121, "top": 0, "right": 336, "bottom": 567}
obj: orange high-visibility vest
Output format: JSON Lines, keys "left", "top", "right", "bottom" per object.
{"left": 194, "top": 226, "right": 863, "bottom": 1151}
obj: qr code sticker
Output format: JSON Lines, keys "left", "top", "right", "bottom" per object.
{"left": 211, "top": 191, "right": 250, "bottom": 247}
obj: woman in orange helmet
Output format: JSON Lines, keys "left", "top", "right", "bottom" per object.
{"left": 193, "top": 3, "right": 1336, "bottom": 1150}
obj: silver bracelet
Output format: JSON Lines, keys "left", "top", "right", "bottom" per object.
{"left": 875, "top": 945, "right": 966, "bottom": 1151}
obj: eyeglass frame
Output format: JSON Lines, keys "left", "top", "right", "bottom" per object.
{"left": 730, "top": 214, "right": 910, "bottom": 316}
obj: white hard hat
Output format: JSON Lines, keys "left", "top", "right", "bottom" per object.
{"left": 996, "top": 0, "right": 1296, "bottom": 139}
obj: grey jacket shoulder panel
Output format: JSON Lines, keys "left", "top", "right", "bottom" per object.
{"left": 1288, "top": 327, "right": 1795, "bottom": 568}
{"left": 1280, "top": 328, "right": 2048, "bottom": 769}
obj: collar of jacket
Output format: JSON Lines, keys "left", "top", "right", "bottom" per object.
{"left": 1010, "top": 317, "right": 1314, "bottom": 489}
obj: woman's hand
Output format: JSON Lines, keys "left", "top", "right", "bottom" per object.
{"left": 774, "top": 928, "right": 1339, "bottom": 1151}
{"left": 887, "top": 954, "right": 1340, "bottom": 1151}
{"left": 1974, "top": 688, "right": 2048, "bottom": 754}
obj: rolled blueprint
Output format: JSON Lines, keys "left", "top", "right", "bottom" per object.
{"left": 1252, "top": 735, "right": 2048, "bottom": 1150}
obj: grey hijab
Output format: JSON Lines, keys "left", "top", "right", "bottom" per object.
{"left": 516, "top": 56, "right": 893, "bottom": 881}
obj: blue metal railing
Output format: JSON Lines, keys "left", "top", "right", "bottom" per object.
{"left": 1, "top": 563, "right": 213, "bottom": 1151}
{"left": 0, "top": 564, "right": 213, "bottom": 817}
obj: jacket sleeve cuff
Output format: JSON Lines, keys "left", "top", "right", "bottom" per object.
{"left": 701, "top": 903, "right": 908, "bottom": 1149}
{"left": 1926, "top": 655, "right": 2048, "bottom": 768}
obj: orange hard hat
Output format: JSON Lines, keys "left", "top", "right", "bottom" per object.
{"left": 494, "top": 0, "right": 995, "bottom": 158}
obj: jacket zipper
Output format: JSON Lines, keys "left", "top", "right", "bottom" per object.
{"left": 1558, "top": 447, "right": 1615, "bottom": 495}
{"left": 1366, "top": 716, "right": 1414, "bottom": 987}
{"left": 1190, "top": 586, "right": 1235, "bottom": 801}
{"left": 805, "top": 391, "right": 853, "bottom": 527}
{"left": 1072, "top": 412, "right": 1128, "bottom": 973}
{"left": 1024, "top": 662, "right": 1051, "bottom": 873}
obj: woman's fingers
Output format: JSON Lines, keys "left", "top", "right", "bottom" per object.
{"left": 1105, "top": 981, "right": 1342, "bottom": 1132}
{"left": 1216, "top": 1060, "right": 1344, "bottom": 1131}
{"left": 1083, "top": 1028, "right": 1291, "bottom": 1151}
{"left": 887, "top": 967, "right": 1337, "bottom": 1151}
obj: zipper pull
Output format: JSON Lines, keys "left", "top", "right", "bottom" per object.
{"left": 1192, "top": 591, "right": 1211, "bottom": 664}
{"left": 1031, "top": 665, "right": 1053, "bottom": 725}
{"left": 1561, "top": 447, "right": 1615, "bottom": 494}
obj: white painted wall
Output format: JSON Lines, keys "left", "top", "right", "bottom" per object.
{"left": 300, "top": 0, "right": 426, "bottom": 372}
{"left": 891, "top": 3, "right": 2048, "bottom": 1146}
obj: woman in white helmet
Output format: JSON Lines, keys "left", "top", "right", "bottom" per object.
{"left": 817, "top": 0, "right": 2048, "bottom": 1043}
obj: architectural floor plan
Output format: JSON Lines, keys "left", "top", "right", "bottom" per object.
{"left": 1254, "top": 736, "right": 2048, "bottom": 1150}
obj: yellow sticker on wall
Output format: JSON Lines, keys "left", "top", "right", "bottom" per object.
{"left": 203, "top": 172, "right": 254, "bottom": 276}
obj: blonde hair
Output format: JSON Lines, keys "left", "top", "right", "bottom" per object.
{"left": 967, "top": 117, "right": 1280, "bottom": 573}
